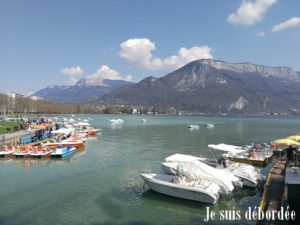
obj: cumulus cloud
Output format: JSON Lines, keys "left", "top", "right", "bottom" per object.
{"left": 61, "top": 66, "right": 83, "bottom": 76}
{"left": 119, "top": 38, "right": 161, "bottom": 70}
{"left": 85, "top": 65, "right": 131, "bottom": 85}
{"left": 119, "top": 38, "right": 213, "bottom": 72}
{"left": 61, "top": 66, "right": 83, "bottom": 85}
{"left": 162, "top": 46, "right": 213, "bottom": 71}
{"left": 228, "top": 0, "right": 276, "bottom": 26}
{"left": 272, "top": 17, "right": 300, "bottom": 32}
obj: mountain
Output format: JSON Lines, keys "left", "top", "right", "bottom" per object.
{"left": 32, "top": 79, "right": 133, "bottom": 103}
{"left": 100, "top": 59, "right": 300, "bottom": 114}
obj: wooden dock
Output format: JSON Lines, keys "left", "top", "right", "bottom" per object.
{"left": 257, "top": 159, "right": 287, "bottom": 225}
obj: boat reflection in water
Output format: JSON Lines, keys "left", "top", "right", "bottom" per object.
{"left": 141, "top": 185, "right": 259, "bottom": 223}
{"left": 1, "top": 147, "right": 87, "bottom": 169}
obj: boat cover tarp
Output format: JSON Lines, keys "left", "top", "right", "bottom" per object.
{"left": 167, "top": 161, "right": 236, "bottom": 193}
{"left": 165, "top": 153, "right": 205, "bottom": 163}
{"left": 208, "top": 143, "right": 246, "bottom": 153}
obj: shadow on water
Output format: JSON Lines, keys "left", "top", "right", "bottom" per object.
{"left": 94, "top": 192, "right": 123, "bottom": 220}
{"left": 94, "top": 187, "right": 158, "bottom": 225}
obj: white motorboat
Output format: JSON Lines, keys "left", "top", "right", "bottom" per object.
{"left": 188, "top": 125, "right": 199, "bottom": 129}
{"left": 108, "top": 119, "right": 124, "bottom": 124}
{"left": 161, "top": 161, "right": 240, "bottom": 195}
{"left": 165, "top": 153, "right": 260, "bottom": 188}
{"left": 205, "top": 124, "right": 214, "bottom": 128}
{"left": 208, "top": 143, "right": 273, "bottom": 167}
{"left": 141, "top": 173, "right": 220, "bottom": 204}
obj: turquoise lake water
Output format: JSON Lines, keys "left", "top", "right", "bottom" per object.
{"left": 1, "top": 115, "right": 300, "bottom": 225}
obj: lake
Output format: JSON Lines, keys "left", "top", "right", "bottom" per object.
{"left": 1, "top": 115, "right": 299, "bottom": 225}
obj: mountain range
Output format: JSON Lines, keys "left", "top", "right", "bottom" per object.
{"left": 33, "top": 59, "right": 300, "bottom": 114}
{"left": 100, "top": 59, "right": 300, "bottom": 114}
{"left": 32, "top": 79, "right": 133, "bottom": 103}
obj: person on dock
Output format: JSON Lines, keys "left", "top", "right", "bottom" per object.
{"left": 286, "top": 145, "right": 296, "bottom": 167}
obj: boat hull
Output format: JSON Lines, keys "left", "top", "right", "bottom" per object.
{"left": 51, "top": 148, "right": 77, "bottom": 158}
{"left": 30, "top": 151, "right": 51, "bottom": 158}
{"left": 235, "top": 175, "right": 258, "bottom": 188}
{"left": 13, "top": 152, "right": 31, "bottom": 158}
{"left": 141, "top": 173, "right": 219, "bottom": 204}
{"left": 0, "top": 150, "right": 15, "bottom": 157}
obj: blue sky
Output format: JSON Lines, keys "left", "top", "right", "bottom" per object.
{"left": 1, "top": 0, "right": 300, "bottom": 95}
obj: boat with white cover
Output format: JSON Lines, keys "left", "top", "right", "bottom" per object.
{"left": 161, "top": 161, "right": 240, "bottom": 195}
{"left": 165, "top": 153, "right": 261, "bottom": 188}
{"left": 141, "top": 173, "right": 220, "bottom": 204}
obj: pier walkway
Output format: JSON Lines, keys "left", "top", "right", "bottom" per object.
{"left": 257, "top": 158, "right": 287, "bottom": 225}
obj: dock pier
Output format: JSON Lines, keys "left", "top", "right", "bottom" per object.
{"left": 257, "top": 158, "right": 299, "bottom": 225}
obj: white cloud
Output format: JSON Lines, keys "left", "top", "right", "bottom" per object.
{"left": 228, "top": 0, "right": 276, "bottom": 26}
{"left": 125, "top": 75, "right": 133, "bottom": 82}
{"left": 61, "top": 66, "right": 83, "bottom": 76}
{"left": 162, "top": 46, "right": 213, "bottom": 71}
{"left": 119, "top": 38, "right": 161, "bottom": 70}
{"left": 85, "top": 65, "right": 131, "bottom": 85}
{"left": 60, "top": 66, "right": 83, "bottom": 85}
{"left": 256, "top": 31, "right": 266, "bottom": 37}
{"left": 272, "top": 17, "right": 300, "bottom": 32}
{"left": 119, "top": 38, "right": 213, "bottom": 72}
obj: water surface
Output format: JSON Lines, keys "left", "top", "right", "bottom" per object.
{"left": 1, "top": 115, "right": 299, "bottom": 225}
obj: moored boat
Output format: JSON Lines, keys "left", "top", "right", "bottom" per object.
{"left": 43, "top": 136, "right": 85, "bottom": 149}
{"left": 13, "top": 146, "right": 31, "bottom": 157}
{"left": 205, "top": 124, "right": 214, "bottom": 128}
{"left": 51, "top": 146, "right": 77, "bottom": 158}
{"left": 208, "top": 143, "right": 273, "bottom": 167}
{"left": 0, "top": 145, "right": 15, "bottom": 157}
{"left": 30, "top": 146, "right": 52, "bottom": 158}
{"left": 141, "top": 173, "right": 220, "bottom": 204}
{"left": 108, "top": 119, "right": 124, "bottom": 124}
{"left": 161, "top": 161, "right": 240, "bottom": 195}
{"left": 165, "top": 153, "right": 261, "bottom": 188}
{"left": 188, "top": 125, "right": 199, "bottom": 129}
